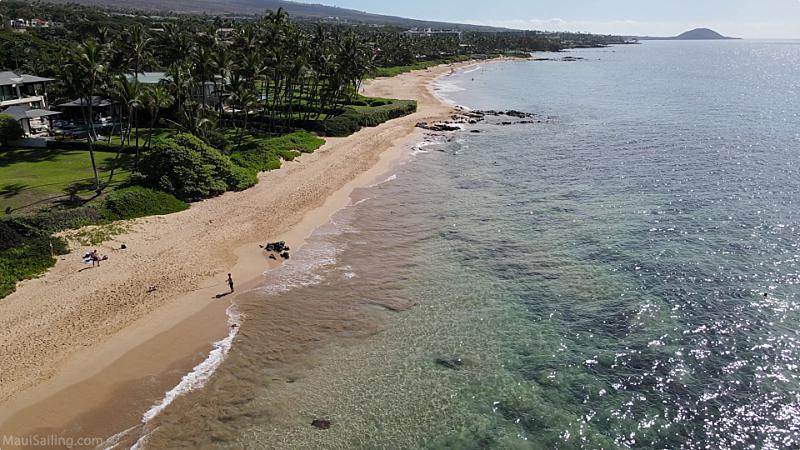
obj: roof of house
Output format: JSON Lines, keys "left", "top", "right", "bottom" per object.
{"left": 127, "top": 72, "right": 168, "bottom": 84}
{"left": 0, "top": 71, "right": 55, "bottom": 87}
{"left": 56, "top": 96, "right": 114, "bottom": 108}
{"left": 1, "top": 105, "right": 61, "bottom": 120}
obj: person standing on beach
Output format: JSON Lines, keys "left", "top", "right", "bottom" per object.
{"left": 227, "top": 273, "right": 234, "bottom": 293}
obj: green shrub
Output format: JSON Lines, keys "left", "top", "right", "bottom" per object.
{"left": 101, "top": 186, "right": 188, "bottom": 220}
{"left": 19, "top": 206, "right": 106, "bottom": 232}
{"left": 228, "top": 165, "right": 258, "bottom": 191}
{"left": 0, "top": 217, "right": 68, "bottom": 298}
{"left": 313, "top": 100, "right": 417, "bottom": 137}
{"left": 230, "top": 131, "right": 324, "bottom": 174}
{"left": 0, "top": 114, "right": 23, "bottom": 147}
{"left": 136, "top": 133, "right": 240, "bottom": 200}
{"left": 0, "top": 219, "right": 25, "bottom": 251}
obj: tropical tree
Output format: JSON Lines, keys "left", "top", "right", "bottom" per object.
{"left": 210, "top": 40, "right": 232, "bottom": 119}
{"left": 70, "top": 38, "right": 107, "bottom": 193}
{"left": 142, "top": 85, "right": 174, "bottom": 149}
{"left": 228, "top": 78, "right": 257, "bottom": 151}
{"left": 126, "top": 24, "right": 153, "bottom": 152}
{"left": 168, "top": 102, "right": 213, "bottom": 141}
{"left": 112, "top": 75, "right": 141, "bottom": 147}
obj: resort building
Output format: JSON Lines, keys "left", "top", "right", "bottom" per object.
{"left": 7, "top": 18, "right": 53, "bottom": 31}
{"left": 403, "top": 28, "right": 463, "bottom": 40}
{"left": 0, "top": 71, "right": 60, "bottom": 136}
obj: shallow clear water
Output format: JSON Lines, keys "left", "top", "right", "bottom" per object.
{"left": 145, "top": 40, "right": 800, "bottom": 449}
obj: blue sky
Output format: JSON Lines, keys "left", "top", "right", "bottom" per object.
{"left": 294, "top": 0, "right": 800, "bottom": 38}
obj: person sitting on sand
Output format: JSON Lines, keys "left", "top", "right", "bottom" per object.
{"left": 89, "top": 249, "right": 101, "bottom": 267}
{"left": 84, "top": 249, "right": 108, "bottom": 267}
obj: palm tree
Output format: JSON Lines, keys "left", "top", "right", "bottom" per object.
{"left": 127, "top": 24, "right": 153, "bottom": 153}
{"left": 72, "top": 38, "right": 107, "bottom": 194}
{"left": 143, "top": 85, "right": 174, "bottom": 149}
{"left": 165, "top": 62, "right": 192, "bottom": 113}
{"left": 229, "top": 81, "right": 257, "bottom": 151}
{"left": 190, "top": 40, "right": 214, "bottom": 108}
{"left": 168, "top": 102, "right": 213, "bottom": 140}
{"left": 210, "top": 41, "right": 232, "bottom": 120}
{"left": 111, "top": 75, "right": 142, "bottom": 148}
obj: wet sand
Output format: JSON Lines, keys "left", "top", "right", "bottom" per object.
{"left": 0, "top": 61, "right": 482, "bottom": 448}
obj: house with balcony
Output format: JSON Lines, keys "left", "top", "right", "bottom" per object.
{"left": 0, "top": 71, "right": 61, "bottom": 136}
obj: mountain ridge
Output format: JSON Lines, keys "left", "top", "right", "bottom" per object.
{"left": 40, "top": 0, "right": 510, "bottom": 31}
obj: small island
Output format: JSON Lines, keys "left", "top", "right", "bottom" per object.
{"left": 672, "top": 28, "right": 737, "bottom": 40}
{"left": 639, "top": 28, "right": 739, "bottom": 41}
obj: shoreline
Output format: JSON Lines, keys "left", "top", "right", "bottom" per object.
{"left": 0, "top": 59, "right": 490, "bottom": 448}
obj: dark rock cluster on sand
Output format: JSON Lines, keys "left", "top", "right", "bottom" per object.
{"left": 261, "top": 241, "right": 291, "bottom": 260}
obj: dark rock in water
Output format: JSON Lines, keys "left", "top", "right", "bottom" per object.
{"left": 435, "top": 357, "right": 464, "bottom": 370}
{"left": 470, "top": 130, "right": 481, "bottom": 133}
{"left": 281, "top": 252, "right": 290, "bottom": 259}
{"left": 505, "top": 110, "right": 532, "bottom": 118}
{"left": 500, "top": 121, "right": 513, "bottom": 126}
{"left": 311, "top": 419, "right": 332, "bottom": 429}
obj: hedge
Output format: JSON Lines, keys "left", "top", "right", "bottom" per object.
{"left": 309, "top": 100, "right": 417, "bottom": 137}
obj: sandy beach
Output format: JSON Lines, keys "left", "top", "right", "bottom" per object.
{"left": 0, "top": 61, "right": 479, "bottom": 448}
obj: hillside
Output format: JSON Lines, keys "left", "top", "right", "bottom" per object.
{"left": 41, "top": 0, "right": 508, "bottom": 31}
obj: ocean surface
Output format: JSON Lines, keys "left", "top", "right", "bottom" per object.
{"left": 139, "top": 40, "right": 800, "bottom": 449}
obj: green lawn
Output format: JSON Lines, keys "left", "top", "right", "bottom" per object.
{"left": 0, "top": 148, "right": 133, "bottom": 215}
{"left": 102, "top": 129, "right": 175, "bottom": 147}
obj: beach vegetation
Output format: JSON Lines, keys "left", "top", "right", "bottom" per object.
{"left": 308, "top": 99, "right": 418, "bottom": 137}
{"left": 0, "top": 217, "right": 68, "bottom": 298}
{"left": 100, "top": 186, "right": 188, "bottom": 220}
{"left": 229, "top": 130, "right": 325, "bottom": 172}
{"left": 63, "top": 222, "right": 131, "bottom": 246}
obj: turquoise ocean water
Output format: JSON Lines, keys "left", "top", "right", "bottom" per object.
{"left": 143, "top": 40, "right": 800, "bottom": 449}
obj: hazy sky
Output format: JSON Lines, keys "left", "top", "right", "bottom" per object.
{"left": 295, "top": 0, "right": 800, "bottom": 38}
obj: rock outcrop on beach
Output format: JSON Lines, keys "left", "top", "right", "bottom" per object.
{"left": 417, "top": 108, "right": 554, "bottom": 133}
